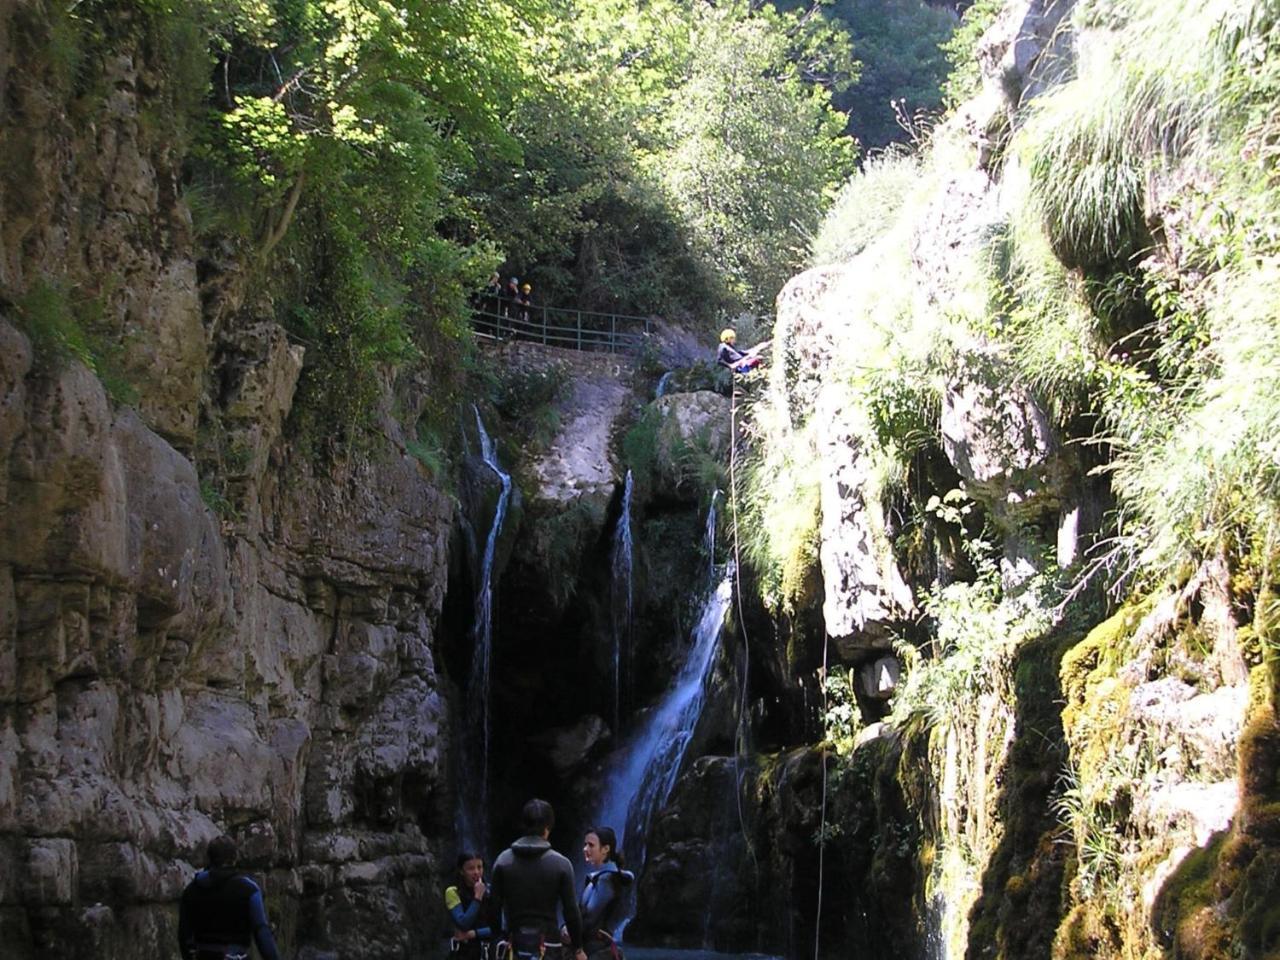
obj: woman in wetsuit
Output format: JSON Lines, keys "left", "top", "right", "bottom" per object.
{"left": 444, "top": 852, "right": 498, "bottom": 958}
{"left": 577, "top": 827, "right": 634, "bottom": 959}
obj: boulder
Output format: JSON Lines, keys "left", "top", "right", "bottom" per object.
{"left": 858, "top": 656, "right": 902, "bottom": 701}
{"left": 818, "top": 402, "right": 915, "bottom": 654}
{"left": 650, "top": 391, "right": 731, "bottom": 501}
{"left": 529, "top": 715, "right": 610, "bottom": 776}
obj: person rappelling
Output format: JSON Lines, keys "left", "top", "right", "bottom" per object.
{"left": 716, "top": 328, "right": 768, "bottom": 373}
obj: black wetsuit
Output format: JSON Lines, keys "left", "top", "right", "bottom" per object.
{"left": 178, "top": 868, "right": 281, "bottom": 960}
{"left": 491, "top": 835, "right": 583, "bottom": 959}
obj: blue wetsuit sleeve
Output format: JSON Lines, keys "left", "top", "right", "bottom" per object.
{"left": 450, "top": 898, "right": 481, "bottom": 930}
{"left": 248, "top": 888, "right": 282, "bottom": 960}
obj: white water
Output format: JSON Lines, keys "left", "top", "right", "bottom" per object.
{"left": 610, "top": 470, "right": 635, "bottom": 735}
{"left": 466, "top": 407, "right": 511, "bottom": 846}
{"left": 655, "top": 371, "right": 674, "bottom": 398}
{"left": 596, "top": 487, "right": 735, "bottom": 932}
{"left": 705, "top": 490, "right": 720, "bottom": 583}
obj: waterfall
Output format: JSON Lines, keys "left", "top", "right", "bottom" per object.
{"left": 463, "top": 407, "right": 511, "bottom": 848}
{"left": 654, "top": 371, "right": 674, "bottom": 398}
{"left": 610, "top": 470, "right": 635, "bottom": 735}
{"left": 596, "top": 493, "right": 735, "bottom": 928}
{"left": 923, "top": 894, "right": 947, "bottom": 960}
{"left": 705, "top": 490, "right": 720, "bottom": 582}
{"left": 596, "top": 563, "right": 734, "bottom": 934}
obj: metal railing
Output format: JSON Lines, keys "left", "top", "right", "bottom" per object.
{"left": 471, "top": 298, "right": 651, "bottom": 355}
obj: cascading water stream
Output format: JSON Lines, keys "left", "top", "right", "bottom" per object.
{"left": 705, "top": 490, "right": 720, "bottom": 582}
{"left": 654, "top": 371, "right": 674, "bottom": 398}
{"left": 463, "top": 407, "right": 511, "bottom": 848}
{"left": 610, "top": 470, "right": 635, "bottom": 735}
{"left": 596, "top": 499, "right": 734, "bottom": 939}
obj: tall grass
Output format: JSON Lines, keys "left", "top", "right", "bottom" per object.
{"left": 1004, "top": 0, "right": 1280, "bottom": 581}
{"left": 809, "top": 146, "right": 924, "bottom": 266}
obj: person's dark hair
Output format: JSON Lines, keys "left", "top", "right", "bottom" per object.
{"left": 207, "top": 835, "right": 237, "bottom": 868}
{"left": 456, "top": 851, "right": 483, "bottom": 873}
{"left": 520, "top": 798, "right": 555, "bottom": 834}
{"left": 586, "top": 826, "right": 623, "bottom": 869}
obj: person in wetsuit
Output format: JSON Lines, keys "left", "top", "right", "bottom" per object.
{"left": 490, "top": 798, "right": 586, "bottom": 960}
{"left": 576, "top": 827, "right": 634, "bottom": 958}
{"left": 445, "top": 851, "right": 499, "bottom": 958}
{"left": 178, "top": 836, "right": 281, "bottom": 960}
{"left": 716, "top": 328, "right": 764, "bottom": 373}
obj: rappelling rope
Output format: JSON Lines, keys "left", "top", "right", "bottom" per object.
{"left": 728, "top": 368, "right": 828, "bottom": 960}
{"left": 815, "top": 628, "right": 830, "bottom": 960}
{"left": 728, "top": 379, "right": 757, "bottom": 873}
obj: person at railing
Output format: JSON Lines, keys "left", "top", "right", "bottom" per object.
{"left": 483, "top": 272, "right": 503, "bottom": 312}
{"left": 518, "top": 282, "right": 533, "bottom": 324}
{"left": 503, "top": 277, "right": 521, "bottom": 319}
{"left": 716, "top": 328, "right": 767, "bottom": 373}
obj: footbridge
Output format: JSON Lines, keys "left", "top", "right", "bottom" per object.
{"left": 471, "top": 298, "right": 652, "bottom": 355}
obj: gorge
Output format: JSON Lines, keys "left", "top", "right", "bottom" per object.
{"left": 3, "top": 0, "right": 1280, "bottom": 959}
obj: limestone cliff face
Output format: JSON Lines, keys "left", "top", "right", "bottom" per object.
{"left": 641, "top": 0, "right": 1275, "bottom": 958}
{"left": 0, "top": 8, "right": 455, "bottom": 958}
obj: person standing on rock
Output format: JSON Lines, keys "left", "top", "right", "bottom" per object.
{"left": 490, "top": 798, "right": 586, "bottom": 960}
{"left": 178, "top": 835, "right": 282, "bottom": 960}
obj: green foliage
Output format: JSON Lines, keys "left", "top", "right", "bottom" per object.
{"left": 824, "top": 0, "right": 956, "bottom": 150}
{"left": 620, "top": 406, "right": 663, "bottom": 499}
{"left": 1007, "top": 0, "right": 1280, "bottom": 582}
{"left": 822, "top": 666, "right": 865, "bottom": 754}
{"left": 810, "top": 146, "right": 923, "bottom": 265}
{"left": 940, "top": 0, "right": 1004, "bottom": 108}
{"left": 740, "top": 409, "right": 823, "bottom": 613}
{"left": 470, "top": 0, "right": 859, "bottom": 318}
{"left": 666, "top": 426, "right": 728, "bottom": 498}
{"left": 10, "top": 280, "right": 137, "bottom": 404}
{"left": 889, "top": 570, "right": 1054, "bottom": 729}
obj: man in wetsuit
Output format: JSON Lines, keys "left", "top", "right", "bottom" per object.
{"left": 178, "top": 836, "right": 282, "bottom": 960}
{"left": 490, "top": 798, "right": 586, "bottom": 960}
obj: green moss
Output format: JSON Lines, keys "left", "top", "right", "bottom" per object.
{"left": 1060, "top": 598, "right": 1151, "bottom": 744}
{"left": 1153, "top": 833, "right": 1230, "bottom": 952}
{"left": 1052, "top": 901, "right": 1122, "bottom": 960}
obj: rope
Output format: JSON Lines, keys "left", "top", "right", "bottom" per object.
{"left": 727, "top": 367, "right": 828, "bottom": 959}
{"left": 815, "top": 629, "right": 830, "bottom": 960}
{"left": 728, "top": 378, "right": 758, "bottom": 874}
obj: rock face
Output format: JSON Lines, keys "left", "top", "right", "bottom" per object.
{"left": 0, "top": 13, "right": 456, "bottom": 959}
{"left": 772, "top": 268, "right": 916, "bottom": 656}
{"left": 0, "top": 320, "right": 455, "bottom": 959}
{"left": 650, "top": 391, "right": 732, "bottom": 502}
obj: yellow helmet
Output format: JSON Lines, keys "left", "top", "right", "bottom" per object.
{"left": 720, "top": 328, "right": 737, "bottom": 343}
{"left": 521, "top": 283, "right": 531, "bottom": 293}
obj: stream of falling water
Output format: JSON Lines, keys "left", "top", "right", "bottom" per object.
{"left": 610, "top": 470, "right": 634, "bottom": 735}
{"left": 462, "top": 407, "right": 511, "bottom": 849}
{"left": 596, "top": 499, "right": 733, "bottom": 940}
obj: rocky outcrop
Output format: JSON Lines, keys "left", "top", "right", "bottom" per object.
{"left": 0, "top": 320, "right": 456, "bottom": 958}
{"left": 650, "top": 391, "right": 731, "bottom": 502}
{"left": 0, "top": 12, "right": 458, "bottom": 958}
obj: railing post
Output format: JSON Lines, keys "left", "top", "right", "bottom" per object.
{"left": 577, "top": 312, "right": 582, "bottom": 351}
{"left": 542, "top": 305, "right": 548, "bottom": 345}
{"left": 610, "top": 315, "right": 616, "bottom": 354}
